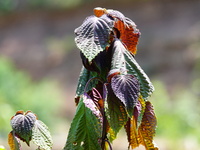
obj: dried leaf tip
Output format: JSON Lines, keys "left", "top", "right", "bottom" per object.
{"left": 93, "top": 7, "right": 107, "bottom": 17}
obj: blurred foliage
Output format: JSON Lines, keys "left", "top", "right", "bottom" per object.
{"left": 151, "top": 79, "right": 200, "bottom": 149}
{"left": 0, "top": 0, "right": 95, "bottom": 13}
{"left": 0, "top": 57, "right": 63, "bottom": 138}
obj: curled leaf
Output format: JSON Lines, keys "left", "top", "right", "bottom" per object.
{"left": 114, "top": 20, "right": 140, "bottom": 55}
{"left": 138, "top": 101, "right": 158, "bottom": 149}
{"left": 10, "top": 111, "right": 37, "bottom": 145}
{"left": 104, "top": 84, "right": 128, "bottom": 138}
{"left": 8, "top": 131, "right": 21, "bottom": 150}
{"left": 83, "top": 92, "right": 103, "bottom": 124}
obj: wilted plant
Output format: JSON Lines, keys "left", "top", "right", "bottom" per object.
{"left": 64, "top": 7, "right": 158, "bottom": 150}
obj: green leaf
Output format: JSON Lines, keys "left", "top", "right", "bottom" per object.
{"left": 32, "top": 120, "right": 53, "bottom": 150}
{"left": 104, "top": 84, "right": 128, "bottom": 138}
{"left": 111, "top": 74, "right": 140, "bottom": 117}
{"left": 123, "top": 49, "right": 154, "bottom": 100}
{"left": 64, "top": 98, "right": 102, "bottom": 150}
{"left": 75, "top": 15, "right": 113, "bottom": 62}
{"left": 110, "top": 39, "right": 126, "bottom": 71}
{"left": 75, "top": 66, "right": 98, "bottom": 104}
{"left": 10, "top": 111, "right": 37, "bottom": 145}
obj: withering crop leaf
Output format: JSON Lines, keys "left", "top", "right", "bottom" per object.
{"left": 32, "top": 120, "right": 53, "bottom": 150}
{"left": 10, "top": 111, "right": 37, "bottom": 145}
{"left": 125, "top": 117, "right": 140, "bottom": 149}
{"left": 114, "top": 20, "right": 140, "bottom": 55}
{"left": 75, "top": 15, "right": 113, "bottom": 62}
{"left": 111, "top": 74, "right": 140, "bottom": 117}
{"left": 8, "top": 131, "right": 21, "bottom": 150}
{"left": 138, "top": 101, "right": 158, "bottom": 150}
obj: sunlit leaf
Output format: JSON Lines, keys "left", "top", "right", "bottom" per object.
{"left": 32, "top": 120, "right": 53, "bottom": 150}
{"left": 110, "top": 39, "right": 126, "bottom": 71}
{"left": 111, "top": 74, "right": 140, "bottom": 117}
{"left": 104, "top": 84, "right": 128, "bottom": 138}
{"left": 75, "top": 15, "right": 113, "bottom": 62}
{"left": 138, "top": 101, "right": 158, "bottom": 150}
{"left": 64, "top": 98, "right": 102, "bottom": 150}
{"left": 10, "top": 111, "right": 37, "bottom": 145}
{"left": 123, "top": 49, "right": 154, "bottom": 100}
{"left": 8, "top": 131, "right": 21, "bottom": 150}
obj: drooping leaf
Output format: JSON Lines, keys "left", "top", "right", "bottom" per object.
{"left": 64, "top": 98, "right": 102, "bottom": 150}
{"left": 135, "top": 96, "right": 146, "bottom": 128}
{"left": 123, "top": 49, "right": 154, "bottom": 100}
{"left": 133, "top": 98, "right": 142, "bottom": 127}
{"left": 111, "top": 74, "right": 140, "bottom": 117}
{"left": 114, "top": 19, "right": 140, "bottom": 55}
{"left": 8, "top": 131, "right": 21, "bottom": 150}
{"left": 104, "top": 84, "right": 128, "bottom": 138}
{"left": 124, "top": 117, "right": 140, "bottom": 149}
{"left": 75, "top": 15, "right": 113, "bottom": 62}
{"left": 138, "top": 101, "right": 158, "bottom": 150}
{"left": 110, "top": 39, "right": 126, "bottom": 71}
{"left": 75, "top": 66, "right": 98, "bottom": 105}
{"left": 83, "top": 92, "right": 103, "bottom": 124}
{"left": 106, "top": 9, "right": 126, "bottom": 23}
{"left": 10, "top": 111, "right": 37, "bottom": 145}
{"left": 81, "top": 46, "right": 112, "bottom": 78}
{"left": 32, "top": 120, "right": 53, "bottom": 150}
{"left": 125, "top": 97, "right": 147, "bottom": 149}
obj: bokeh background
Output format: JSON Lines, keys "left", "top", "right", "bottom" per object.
{"left": 0, "top": 0, "right": 200, "bottom": 150}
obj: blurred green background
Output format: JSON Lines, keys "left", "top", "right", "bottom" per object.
{"left": 0, "top": 0, "right": 199, "bottom": 149}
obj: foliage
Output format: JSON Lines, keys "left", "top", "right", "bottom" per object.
{"left": 151, "top": 80, "right": 200, "bottom": 149}
{"left": 64, "top": 7, "right": 158, "bottom": 150}
{"left": 8, "top": 110, "right": 53, "bottom": 150}
{"left": 0, "top": 57, "right": 62, "bottom": 137}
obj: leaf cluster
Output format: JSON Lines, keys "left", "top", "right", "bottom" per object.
{"left": 65, "top": 7, "right": 158, "bottom": 150}
{"left": 8, "top": 110, "right": 53, "bottom": 150}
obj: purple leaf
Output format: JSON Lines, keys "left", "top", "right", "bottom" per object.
{"left": 83, "top": 93, "right": 103, "bottom": 124}
{"left": 111, "top": 74, "right": 140, "bottom": 117}
{"left": 10, "top": 111, "right": 37, "bottom": 145}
